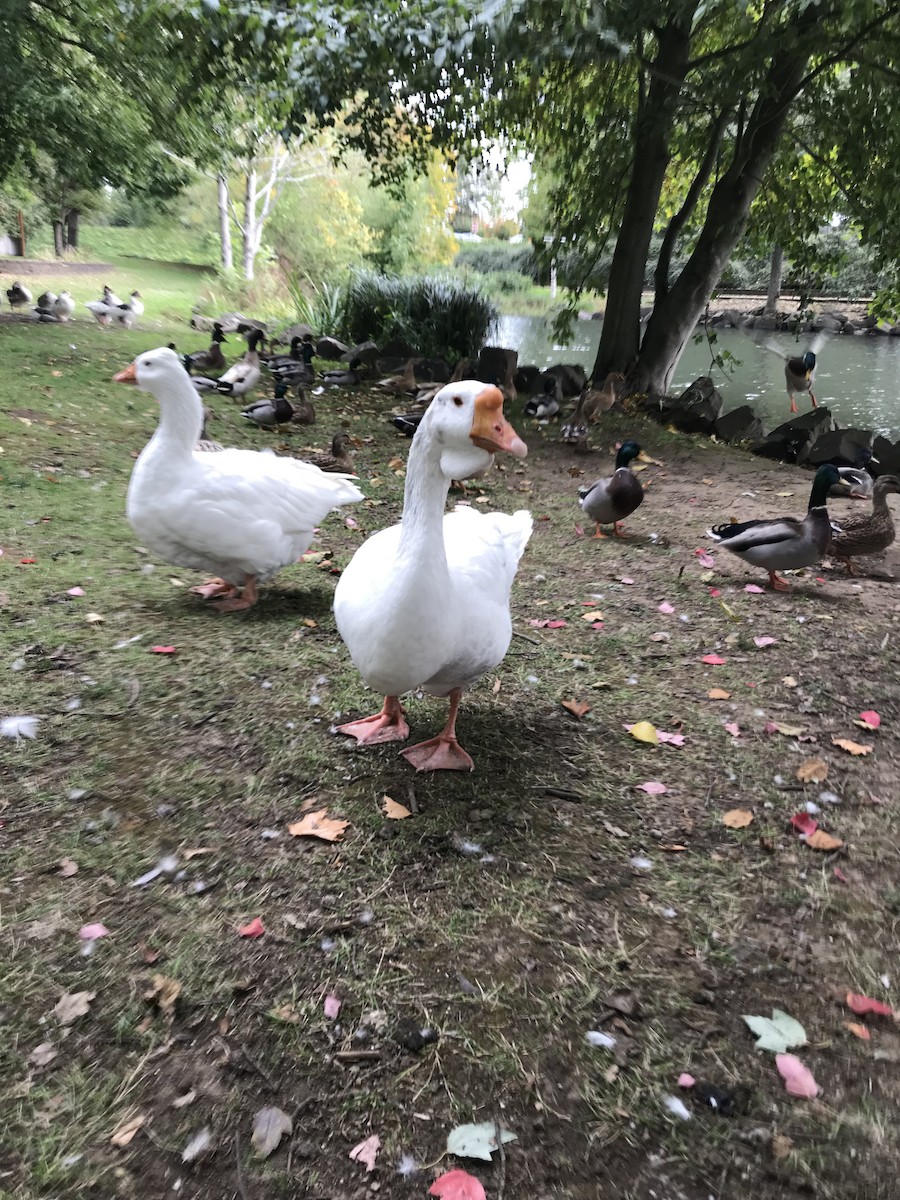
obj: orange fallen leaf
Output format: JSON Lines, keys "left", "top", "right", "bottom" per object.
{"left": 182, "top": 848, "right": 213, "bottom": 860}
{"left": 110, "top": 1114, "right": 146, "bottom": 1146}
{"left": 722, "top": 809, "right": 754, "bottom": 829}
{"left": 831, "top": 737, "right": 872, "bottom": 756}
{"left": 561, "top": 698, "right": 591, "bottom": 719}
{"left": 383, "top": 795, "right": 412, "bottom": 820}
{"left": 388, "top": 456, "right": 405, "bottom": 470}
{"left": 844, "top": 1022, "right": 871, "bottom": 1040}
{"left": 287, "top": 808, "right": 349, "bottom": 842}
{"left": 581, "top": 610, "right": 604, "bottom": 622}
{"left": 796, "top": 759, "right": 828, "bottom": 783}
{"left": 491, "top": 678, "right": 501, "bottom": 694}
{"left": 707, "top": 688, "right": 731, "bottom": 700}
{"left": 805, "top": 829, "right": 843, "bottom": 851}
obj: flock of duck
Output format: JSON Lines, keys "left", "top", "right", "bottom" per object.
{"left": 5, "top": 280, "right": 143, "bottom": 327}
{"left": 105, "top": 319, "right": 899, "bottom": 773}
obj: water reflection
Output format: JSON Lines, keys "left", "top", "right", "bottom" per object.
{"left": 497, "top": 315, "right": 900, "bottom": 438}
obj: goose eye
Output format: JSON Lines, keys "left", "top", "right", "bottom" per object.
{"left": 452, "top": 396, "right": 463, "bottom": 407}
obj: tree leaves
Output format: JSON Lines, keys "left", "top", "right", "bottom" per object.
{"left": 429, "top": 1169, "right": 487, "bottom": 1200}
{"left": 845, "top": 993, "right": 893, "bottom": 1017}
{"left": 110, "top": 1114, "right": 147, "bottom": 1147}
{"left": 855, "top": 710, "right": 881, "bottom": 730}
{"left": 348, "top": 1133, "right": 381, "bottom": 1171}
{"left": 776, "top": 1054, "right": 819, "bottom": 1099}
{"left": 796, "top": 759, "right": 828, "bottom": 783}
{"left": 832, "top": 737, "right": 872, "bottom": 756}
{"left": 701, "top": 654, "right": 727, "bottom": 665}
{"left": 636, "top": 781, "right": 668, "bottom": 794}
{"left": 287, "top": 808, "right": 349, "bottom": 841}
{"left": 445, "top": 1122, "right": 517, "bottom": 1161}
{"left": 743, "top": 1009, "right": 807, "bottom": 1053}
{"left": 707, "top": 688, "right": 731, "bottom": 700}
{"left": 383, "top": 796, "right": 412, "bottom": 819}
{"left": 238, "top": 917, "right": 265, "bottom": 938}
{"left": 561, "top": 698, "right": 590, "bottom": 718}
{"left": 722, "top": 809, "right": 753, "bottom": 828}
{"left": 806, "top": 830, "right": 843, "bottom": 851}
{"left": 53, "top": 990, "right": 95, "bottom": 1026}
{"left": 627, "top": 721, "right": 659, "bottom": 745}
{"left": 251, "top": 1106, "right": 293, "bottom": 1157}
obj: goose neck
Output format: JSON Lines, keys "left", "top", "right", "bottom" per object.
{"left": 398, "top": 420, "right": 451, "bottom": 558}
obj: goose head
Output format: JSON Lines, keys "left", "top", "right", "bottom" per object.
{"left": 424, "top": 380, "right": 527, "bottom": 481}
{"left": 114, "top": 346, "right": 189, "bottom": 398}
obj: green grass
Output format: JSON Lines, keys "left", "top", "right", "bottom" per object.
{"left": 0, "top": 317, "right": 899, "bottom": 1198}
{"left": 27, "top": 223, "right": 218, "bottom": 269}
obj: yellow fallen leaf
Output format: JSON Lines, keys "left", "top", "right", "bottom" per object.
{"left": 383, "top": 795, "right": 412, "bottom": 820}
{"left": 782, "top": 676, "right": 798, "bottom": 688}
{"left": 287, "top": 808, "right": 349, "bottom": 842}
{"left": 844, "top": 1022, "right": 871, "bottom": 1040}
{"left": 773, "top": 723, "right": 806, "bottom": 737}
{"left": 707, "top": 688, "right": 731, "bottom": 700}
{"left": 301, "top": 618, "right": 318, "bottom": 628}
{"left": 796, "top": 758, "right": 828, "bottom": 783}
{"left": 806, "top": 829, "right": 844, "bottom": 851}
{"left": 628, "top": 721, "right": 659, "bottom": 745}
{"left": 777, "top": 491, "right": 794, "bottom": 498}
{"left": 581, "top": 610, "right": 604, "bottom": 621}
{"left": 561, "top": 698, "right": 591, "bottom": 718}
{"left": 722, "top": 809, "right": 754, "bottom": 829}
{"left": 388, "top": 457, "right": 405, "bottom": 470}
{"left": 85, "top": 612, "right": 105, "bottom": 624}
{"left": 144, "top": 974, "right": 181, "bottom": 1019}
{"left": 702, "top": 477, "right": 714, "bottom": 486}
{"left": 491, "top": 678, "right": 501, "bottom": 695}
{"left": 719, "top": 601, "right": 740, "bottom": 621}
{"left": 110, "top": 1114, "right": 146, "bottom": 1147}
{"left": 832, "top": 737, "right": 872, "bottom": 756}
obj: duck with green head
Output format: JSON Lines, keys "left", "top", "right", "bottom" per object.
{"left": 707, "top": 464, "right": 841, "bottom": 591}
{"left": 578, "top": 439, "right": 645, "bottom": 538}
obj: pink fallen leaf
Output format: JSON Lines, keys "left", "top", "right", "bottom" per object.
{"left": 150, "top": 645, "right": 176, "bottom": 655}
{"left": 677, "top": 1073, "right": 696, "bottom": 1088}
{"left": 656, "top": 730, "right": 686, "bottom": 747}
{"left": 348, "top": 1133, "right": 381, "bottom": 1172}
{"left": 776, "top": 1054, "right": 819, "bottom": 1098}
{"left": 619, "top": 576, "right": 635, "bottom": 585}
{"left": 574, "top": 524, "right": 585, "bottom": 537}
{"left": 66, "top": 586, "right": 85, "bottom": 597}
{"left": 324, "top": 992, "right": 342, "bottom": 1019}
{"left": 708, "top": 587, "right": 721, "bottom": 597}
{"left": 855, "top": 710, "right": 881, "bottom": 730}
{"left": 701, "top": 654, "right": 727, "bottom": 665}
{"left": 723, "top": 722, "right": 741, "bottom": 737}
{"left": 790, "top": 813, "right": 818, "bottom": 837}
{"left": 753, "top": 636, "right": 777, "bottom": 648}
{"left": 833, "top": 866, "right": 849, "bottom": 883}
{"left": 636, "top": 781, "right": 668, "bottom": 795}
{"left": 238, "top": 917, "right": 265, "bottom": 939}
{"left": 344, "top": 516, "right": 358, "bottom": 529}
{"left": 696, "top": 552, "right": 716, "bottom": 569}
{"left": 79, "top": 923, "right": 109, "bottom": 941}
{"left": 744, "top": 584, "right": 764, "bottom": 593}
{"left": 763, "top": 721, "right": 779, "bottom": 734}
{"left": 657, "top": 602, "right": 675, "bottom": 615}
{"left": 429, "top": 1168, "right": 487, "bottom": 1200}
{"left": 846, "top": 992, "right": 893, "bottom": 1017}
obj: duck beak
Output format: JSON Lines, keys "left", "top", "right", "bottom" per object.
{"left": 470, "top": 386, "right": 527, "bottom": 458}
{"left": 114, "top": 362, "right": 138, "bottom": 385}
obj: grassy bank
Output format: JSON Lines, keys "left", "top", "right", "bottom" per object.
{"left": 1, "top": 318, "right": 899, "bottom": 1199}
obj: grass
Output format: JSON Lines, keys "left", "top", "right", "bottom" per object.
{"left": 1, "top": 312, "right": 899, "bottom": 1198}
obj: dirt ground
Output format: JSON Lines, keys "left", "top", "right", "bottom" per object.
{"left": 2, "top": 326, "right": 899, "bottom": 1200}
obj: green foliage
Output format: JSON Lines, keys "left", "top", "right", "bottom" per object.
{"left": 267, "top": 173, "right": 374, "bottom": 284}
{"left": 284, "top": 273, "right": 346, "bottom": 336}
{"left": 454, "top": 241, "right": 537, "bottom": 278}
{"left": 342, "top": 271, "right": 498, "bottom": 360}
{"left": 356, "top": 156, "right": 459, "bottom": 275}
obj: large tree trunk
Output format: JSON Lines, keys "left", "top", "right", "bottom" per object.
{"left": 592, "top": 21, "right": 691, "bottom": 382}
{"left": 217, "top": 173, "right": 233, "bottom": 271}
{"left": 52, "top": 217, "right": 65, "bottom": 258}
{"left": 633, "top": 40, "right": 814, "bottom": 393}
{"left": 65, "top": 208, "right": 79, "bottom": 250}
{"left": 242, "top": 164, "right": 257, "bottom": 281}
{"left": 764, "top": 244, "right": 783, "bottom": 316}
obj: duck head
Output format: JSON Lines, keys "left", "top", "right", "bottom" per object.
{"left": 615, "top": 439, "right": 643, "bottom": 469}
{"left": 427, "top": 380, "right": 527, "bottom": 481}
{"left": 212, "top": 323, "right": 228, "bottom": 344}
{"left": 802, "top": 351, "right": 816, "bottom": 371}
{"left": 808, "top": 464, "right": 842, "bottom": 509}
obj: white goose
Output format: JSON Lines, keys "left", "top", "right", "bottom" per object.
{"left": 115, "top": 347, "right": 363, "bottom": 611}
{"left": 334, "top": 381, "right": 531, "bottom": 771}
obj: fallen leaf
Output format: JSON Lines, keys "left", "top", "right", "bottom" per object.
{"left": 627, "top": 721, "right": 659, "bottom": 746}
{"left": 110, "top": 1114, "right": 146, "bottom": 1147}
{"left": 349, "top": 1133, "right": 381, "bottom": 1171}
{"left": 619, "top": 576, "right": 635, "bottom": 585}
{"left": 776, "top": 1054, "right": 818, "bottom": 1098}
{"left": 855, "top": 710, "right": 881, "bottom": 730}
{"left": 561, "top": 698, "right": 591, "bottom": 718}
{"left": 722, "top": 809, "right": 753, "bottom": 829}
{"left": 580, "top": 609, "right": 604, "bottom": 622}
{"left": 58, "top": 857, "right": 78, "bottom": 877}
{"left": 744, "top": 584, "right": 765, "bottom": 593}
{"left": 772, "top": 1133, "right": 794, "bottom": 1160}
{"left": 846, "top": 993, "right": 894, "bottom": 1017}
{"left": 66, "top": 587, "right": 85, "bottom": 597}
{"left": 251, "top": 1106, "right": 293, "bottom": 1158}
{"left": 79, "top": 923, "right": 109, "bottom": 941}
{"left": 85, "top": 612, "right": 105, "bottom": 624}
{"left": 144, "top": 974, "right": 181, "bottom": 1019}
{"left": 796, "top": 759, "right": 828, "bottom": 783}
{"left": 287, "top": 808, "right": 349, "bottom": 841}
{"left": 832, "top": 737, "right": 872, "bottom": 756}
{"left": 657, "top": 602, "right": 675, "bottom": 614}
{"left": 806, "top": 830, "right": 843, "bottom": 851}
{"left": 149, "top": 645, "right": 176, "bottom": 655}
{"left": 770, "top": 722, "right": 806, "bottom": 737}
{"left": 649, "top": 631, "right": 670, "bottom": 642}
{"left": 833, "top": 866, "right": 849, "bottom": 883}
{"left": 744, "top": 1010, "right": 807, "bottom": 1053}
{"left": 324, "top": 992, "right": 342, "bottom": 1019}
{"left": 753, "top": 636, "right": 777, "bottom": 648}
{"left": 29, "top": 1042, "right": 58, "bottom": 1067}
{"left": 53, "top": 990, "right": 96, "bottom": 1026}
{"left": 701, "top": 654, "right": 727, "bottom": 665}
{"left": 636, "top": 781, "right": 668, "bottom": 794}
{"left": 656, "top": 729, "right": 685, "bottom": 746}
{"left": 677, "top": 1073, "right": 696, "bottom": 1088}
{"left": 238, "top": 917, "right": 265, "bottom": 938}
{"left": 790, "top": 813, "right": 818, "bottom": 837}
{"left": 696, "top": 552, "right": 716, "bottom": 569}
{"left": 783, "top": 675, "right": 798, "bottom": 687}
{"left": 446, "top": 1121, "right": 518, "bottom": 1161}
{"left": 845, "top": 1022, "right": 871, "bottom": 1040}
{"left": 383, "top": 795, "right": 412, "bottom": 820}
{"left": 724, "top": 722, "right": 741, "bottom": 737}
{"left": 707, "top": 688, "right": 731, "bottom": 700}
{"left": 181, "top": 1128, "right": 213, "bottom": 1163}
{"left": 429, "top": 1168, "right": 487, "bottom": 1200}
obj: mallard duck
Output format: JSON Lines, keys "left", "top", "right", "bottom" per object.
{"left": 524, "top": 377, "right": 561, "bottom": 420}
{"left": 114, "top": 347, "right": 362, "bottom": 611}
{"left": 37, "top": 290, "right": 56, "bottom": 309}
{"left": 265, "top": 335, "right": 314, "bottom": 373}
{"left": 374, "top": 357, "right": 422, "bottom": 397}
{"left": 302, "top": 432, "right": 357, "bottom": 473}
{"left": 85, "top": 300, "right": 115, "bottom": 326}
{"left": 184, "top": 325, "right": 228, "bottom": 375}
{"left": 392, "top": 411, "right": 424, "bottom": 438}
{"left": 33, "top": 291, "right": 74, "bottom": 322}
{"left": 830, "top": 448, "right": 877, "bottom": 499}
{"left": 196, "top": 408, "right": 224, "bottom": 453}
{"left": 334, "top": 380, "right": 530, "bottom": 771}
{"left": 241, "top": 382, "right": 295, "bottom": 429}
{"left": 784, "top": 351, "right": 817, "bottom": 415}
{"left": 706, "top": 464, "right": 842, "bottom": 591}
{"left": 321, "top": 358, "right": 363, "bottom": 386}
{"left": 7, "top": 281, "right": 32, "bottom": 309}
{"left": 827, "top": 474, "right": 900, "bottom": 573}
{"left": 110, "top": 291, "right": 144, "bottom": 327}
{"left": 578, "top": 440, "right": 645, "bottom": 537}
{"left": 102, "top": 285, "right": 124, "bottom": 307}
{"left": 198, "top": 329, "right": 264, "bottom": 399}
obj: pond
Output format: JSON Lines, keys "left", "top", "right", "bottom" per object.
{"left": 498, "top": 314, "right": 900, "bottom": 439}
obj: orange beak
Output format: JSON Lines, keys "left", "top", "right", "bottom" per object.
{"left": 114, "top": 362, "right": 138, "bottom": 385}
{"left": 469, "top": 386, "right": 527, "bottom": 458}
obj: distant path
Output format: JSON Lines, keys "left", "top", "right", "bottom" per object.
{"left": 0, "top": 258, "right": 112, "bottom": 276}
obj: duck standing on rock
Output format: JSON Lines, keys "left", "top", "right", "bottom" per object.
{"left": 707, "top": 464, "right": 842, "bottom": 591}
{"left": 114, "top": 346, "right": 362, "bottom": 612}
{"left": 578, "top": 440, "right": 645, "bottom": 538}
{"left": 828, "top": 474, "right": 900, "bottom": 574}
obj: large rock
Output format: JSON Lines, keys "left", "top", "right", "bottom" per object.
{"left": 416, "top": 358, "right": 451, "bottom": 382}
{"left": 800, "top": 427, "right": 873, "bottom": 467}
{"left": 380, "top": 337, "right": 419, "bottom": 359}
{"left": 514, "top": 364, "right": 542, "bottom": 394}
{"left": 273, "top": 322, "right": 315, "bottom": 345}
{"left": 873, "top": 436, "right": 900, "bottom": 477}
{"left": 812, "top": 313, "right": 844, "bottom": 333}
{"left": 316, "top": 336, "right": 350, "bottom": 360}
{"left": 661, "top": 376, "right": 723, "bottom": 435}
{"left": 750, "top": 408, "right": 834, "bottom": 463}
{"left": 715, "top": 405, "right": 764, "bottom": 443}
{"left": 841, "top": 321, "right": 857, "bottom": 335}
{"left": 476, "top": 346, "right": 518, "bottom": 385}
{"left": 543, "top": 362, "right": 587, "bottom": 398}
{"left": 342, "top": 340, "right": 380, "bottom": 365}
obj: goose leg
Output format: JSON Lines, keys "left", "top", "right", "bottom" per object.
{"left": 767, "top": 571, "right": 792, "bottom": 592}
{"left": 337, "top": 696, "right": 410, "bottom": 745}
{"left": 212, "top": 574, "right": 259, "bottom": 611}
{"left": 400, "top": 689, "right": 474, "bottom": 772}
{"left": 191, "top": 577, "right": 238, "bottom": 599}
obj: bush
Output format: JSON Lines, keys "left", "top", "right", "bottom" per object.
{"left": 454, "top": 241, "right": 537, "bottom": 278}
{"left": 342, "top": 271, "right": 498, "bottom": 360}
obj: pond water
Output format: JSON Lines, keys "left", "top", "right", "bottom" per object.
{"left": 498, "top": 314, "right": 900, "bottom": 438}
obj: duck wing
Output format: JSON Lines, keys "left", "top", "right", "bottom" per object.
{"left": 707, "top": 516, "right": 805, "bottom": 551}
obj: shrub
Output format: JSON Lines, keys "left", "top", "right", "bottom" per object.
{"left": 342, "top": 271, "right": 498, "bottom": 360}
{"left": 284, "top": 270, "right": 345, "bottom": 336}
{"left": 454, "top": 241, "right": 537, "bottom": 278}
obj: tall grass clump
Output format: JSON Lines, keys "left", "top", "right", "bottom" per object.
{"left": 283, "top": 271, "right": 345, "bottom": 336}
{"left": 342, "top": 271, "right": 498, "bottom": 360}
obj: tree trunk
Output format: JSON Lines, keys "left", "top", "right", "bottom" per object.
{"left": 592, "top": 20, "right": 691, "bottom": 382}
{"left": 65, "top": 208, "right": 79, "bottom": 250}
{"left": 217, "top": 173, "right": 233, "bottom": 271}
{"left": 242, "top": 165, "right": 257, "bottom": 281}
{"left": 633, "top": 39, "right": 814, "bottom": 394}
{"left": 764, "top": 244, "right": 783, "bottom": 316}
{"left": 52, "top": 218, "right": 65, "bottom": 258}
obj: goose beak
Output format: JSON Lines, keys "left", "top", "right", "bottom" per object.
{"left": 470, "top": 386, "right": 527, "bottom": 458}
{"left": 114, "top": 362, "right": 138, "bottom": 385}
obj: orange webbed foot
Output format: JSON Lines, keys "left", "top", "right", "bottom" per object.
{"left": 400, "top": 736, "right": 474, "bottom": 772}
{"left": 337, "top": 697, "right": 409, "bottom": 745}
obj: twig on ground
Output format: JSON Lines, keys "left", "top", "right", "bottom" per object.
{"left": 235, "top": 1131, "right": 251, "bottom": 1200}
{"left": 494, "top": 1111, "right": 507, "bottom": 1200}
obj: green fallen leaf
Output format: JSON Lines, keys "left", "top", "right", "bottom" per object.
{"left": 743, "top": 1009, "right": 807, "bottom": 1053}
{"left": 446, "top": 1122, "right": 518, "bottom": 1161}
